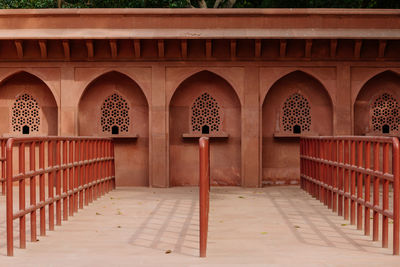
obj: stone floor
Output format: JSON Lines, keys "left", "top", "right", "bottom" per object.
{"left": 0, "top": 186, "right": 399, "bottom": 266}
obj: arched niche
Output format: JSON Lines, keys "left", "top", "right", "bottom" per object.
{"left": 0, "top": 71, "right": 58, "bottom": 136}
{"left": 79, "top": 71, "right": 149, "bottom": 186}
{"left": 354, "top": 71, "right": 400, "bottom": 136}
{"left": 262, "top": 71, "right": 333, "bottom": 185}
{"left": 169, "top": 71, "right": 241, "bottom": 186}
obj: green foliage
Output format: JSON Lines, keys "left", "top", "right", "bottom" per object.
{"left": 0, "top": 0, "right": 57, "bottom": 8}
{"left": 0, "top": 0, "right": 398, "bottom": 9}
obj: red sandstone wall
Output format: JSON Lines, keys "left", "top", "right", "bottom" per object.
{"left": 262, "top": 71, "right": 333, "bottom": 185}
{"left": 169, "top": 71, "right": 241, "bottom": 186}
{"left": 0, "top": 71, "right": 58, "bottom": 136}
{"left": 354, "top": 71, "right": 400, "bottom": 136}
{"left": 78, "top": 72, "right": 149, "bottom": 186}
{"left": 0, "top": 9, "right": 398, "bottom": 187}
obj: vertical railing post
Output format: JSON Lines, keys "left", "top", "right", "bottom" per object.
{"left": 326, "top": 140, "right": 331, "bottom": 209}
{"left": 19, "top": 143, "right": 26, "bottom": 249}
{"left": 319, "top": 140, "right": 324, "bottom": 203}
{"left": 199, "top": 137, "right": 210, "bottom": 258}
{"left": 79, "top": 141, "right": 84, "bottom": 209}
{"left": 112, "top": 141, "right": 116, "bottom": 189}
{"left": 69, "top": 140, "right": 74, "bottom": 216}
{"left": 313, "top": 139, "right": 318, "bottom": 199}
{"left": 101, "top": 140, "right": 105, "bottom": 196}
{"left": 1, "top": 140, "right": 5, "bottom": 195}
{"left": 332, "top": 140, "right": 338, "bottom": 213}
{"left": 84, "top": 140, "right": 89, "bottom": 206}
{"left": 350, "top": 141, "right": 356, "bottom": 225}
{"left": 88, "top": 140, "right": 93, "bottom": 203}
{"left": 39, "top": 141, "right": 46, "bottom": 236}
{"left": 382, "top": 142, "right": 389, "bottom": 248}
{"left": 373, "top": 142, "right": 380, "bottom": 241}
{"left": 56, "top": 140, "right": 62, "bottom": 226}
{"left": 357, "top": 141, "right": 363, "bottom": 230}
{"left": 299, "top": 137, "right": 399, "bottom": 255}
{"left": 300, "top": 139, "right": 303, "bottom": 190}
{"left": 5, "top": 137, "right": 115, "bottom": 257}
{"left": 392, "top": 137, "right": 399, "bottom": 255}
{"left": 338, "top": 140, "right": 343, "bottom": 217}
{"left": 62, "top": 140, "right": 68, "bottom": 221}
{"left": 344, "top": 140, "right": 350, "bottom": 220}
{"left": 6, "top": 139, "right": 14, "bottom": 256}
{"left": 98, "top": 140, "right": 102, "bottom": 198}
{"left": 365, "top": 141, "right": 371, "bottom": 236}
{"left": 105, "top": 140, "right": 109, "bottom": 193}
{"left": 30, "top": 141, "right": 37, "bottom": 242}
{"left": 93, "top": 140, "right": 98, "bottom": 201}
{"left": 48, "top": 140, "right": 55, "bottom": 231}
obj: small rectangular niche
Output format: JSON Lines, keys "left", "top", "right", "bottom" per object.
{"left": 182, "top": 132, "right": 229, "bottom": 139}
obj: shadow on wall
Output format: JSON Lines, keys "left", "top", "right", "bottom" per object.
{"left": 262, "top": 71, "right": 333, "bottom": 186}
{"left": 354, "top": 71, "right": 400, "bottom": 136}
{"left": 78, "top": 71, "right": 149, "bottom": 186}
{"left": 169, "top": 71, "right": 241, "bottom": 186}
{"left": 0, "top": 71, "right": 58, "bottom": 136}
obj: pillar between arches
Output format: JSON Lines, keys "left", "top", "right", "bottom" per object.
{"left": 335, "top": 64, "right": 352, "bottom": 135}
{"left": 242, "top": 66, "right": 261, "bottom": 187}
{"left": 60, "top": 67, "right": 76, "bottom": 136}
{"left": 150, "top": 65, "right": 169, "bottom": 187}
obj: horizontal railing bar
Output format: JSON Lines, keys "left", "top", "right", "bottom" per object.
{"left": 301, "top": 136, "right": 396, "bottom": 143}
{"left": 6, "top": 136, "right": 112, "bottom": 145}
{"left": 301, "top": 174, "right": 394, "bottom": 219}
{"left": 300, "top": 136, "right": 399, "bottom": 255}
{"left": 11, "top": 157, "right": 114, "bottom": 182}
{"left": 6, "top": 137, "right": 116, "bottom": 256}
{"left": 12, "top": 176, "right": 114, "bottom": 220}
{"left": 301, "top": 155, "right": 394, "bottom": 182}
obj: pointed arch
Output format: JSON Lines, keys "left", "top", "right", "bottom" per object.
{"left": 0, "top": 71, "right": 58, "bottom": 135}
{"left": 262, "top": 70, "right": 333, "bottom": 186}
{"left": 353, "top": 69, "right": 400, "bottom": 105}
{"left": 78, "top": 70, "right": 149, "bottom": 186}
{"left": 354, "top": 70, "right": 400, "bottom": 135}
{"left": 0, "top": 70, "right": 59, "bottom": 107}
{"left": 168, "top": 70, "right": 242, "bottom": 107}
{"left": 262, "top": 70, "right": 334, "bottom": 108}
{"left": 169, "top": 70, "right": 241, "bottom": 186}
{"left": 78, "top": 70, "right": 149, "bottom": 108}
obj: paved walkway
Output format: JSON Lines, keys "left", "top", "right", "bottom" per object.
{"left": 0, "top": 186, "right": 399, "bottom": 266}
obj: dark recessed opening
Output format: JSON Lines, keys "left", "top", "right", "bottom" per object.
{"left": 22, "top": 125, "right": 29, "bottom": 135}
{"left": 293, "top": 125, "right": 301, "bottom": 134}
{"left": 112, "top": 126, "right": 119, "bottom": 135}
{"left": 382, "top": 124, "right": 390, "bottom": 134}
{"left": 202, "top": 125, "right": 210, "bottom": 134}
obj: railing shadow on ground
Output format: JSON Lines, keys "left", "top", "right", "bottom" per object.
{"left": 128, "top": 193, "right": 200, "bottom": 257}
{"left": 264, "top": 186, "right": 392, "bottom": 255}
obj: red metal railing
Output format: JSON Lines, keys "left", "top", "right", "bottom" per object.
{"left": 199, "top": 137, "right": 210, "bottom": 258}
{"left": 300, "top": 136, "right": 399, "bottom": 255}
{"left": 6, "top": 137, "right": 115, "bottom": 256}
{"left": 0, "top": 138, "right": 7, "bottom": 195}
